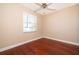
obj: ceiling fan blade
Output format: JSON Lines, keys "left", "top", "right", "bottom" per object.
{"left": 35, "top": 3, "right": 41, "bottom": 6}
{"left": 47, "top": 3, "right": 52, "bottom": 6}
{"left": 46, "top": 7, "right": 55, "bottom": 11}
{"left": 34, "top": 8, "right": 42, "bottom": 12}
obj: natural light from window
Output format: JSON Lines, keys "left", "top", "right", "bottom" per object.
{"left": 23, "top": 12, "right": 37, "bottom": 32}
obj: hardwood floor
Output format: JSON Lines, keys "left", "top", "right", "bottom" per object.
{"left": 0, "top": 38, "right": 79, "bottom": 55}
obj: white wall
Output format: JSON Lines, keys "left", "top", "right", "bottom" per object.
{"left": 0, "top": 4, "right": 42, "bottom": 48}
{"left": 43, "top": 4, "right": 79, "bottom": 43}
{"left": 0, "top": 3, "right": 79, "bottom": 49}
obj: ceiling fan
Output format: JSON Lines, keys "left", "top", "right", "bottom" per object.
{"left": 34, "top": 3, "right": 55, "bottom": 12}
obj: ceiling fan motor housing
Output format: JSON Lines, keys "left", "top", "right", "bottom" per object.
{"left": 42, "top": 3, "right": 47, "bottom": 8}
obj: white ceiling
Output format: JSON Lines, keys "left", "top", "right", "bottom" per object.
{"left": 20, "top": 3, "right": 77, "bottom": 15}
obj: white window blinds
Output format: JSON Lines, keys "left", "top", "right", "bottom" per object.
{"left": 23, "top": 13, "right": 37, "bottom": 32}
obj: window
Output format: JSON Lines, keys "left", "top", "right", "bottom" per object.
{"left": 23, "top": 13, "right": 37, "bottom": 32}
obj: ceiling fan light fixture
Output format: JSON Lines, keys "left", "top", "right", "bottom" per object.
{"left": 34, "top": 3, "right": 56, "bottom": 14}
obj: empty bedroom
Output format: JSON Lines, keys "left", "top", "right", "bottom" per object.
{"left": 0, "top": 3, "right": 79, "bottom": 55}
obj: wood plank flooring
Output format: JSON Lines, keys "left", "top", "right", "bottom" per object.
{"left": 0, "top": 38, "right": 79, "bottom": 55}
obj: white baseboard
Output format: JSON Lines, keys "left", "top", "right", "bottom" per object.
{"left": 0, "top": 37, "right": 42, "bottom": 52}
{"left": 44, "top": 36, "right": 79, "bottom": 46}
{"left": 0, "top": 36, "right": 79, "bottom": 52}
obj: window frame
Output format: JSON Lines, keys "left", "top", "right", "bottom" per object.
{"left": 23, "top": 12, "right": 37, "bottom": 32}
